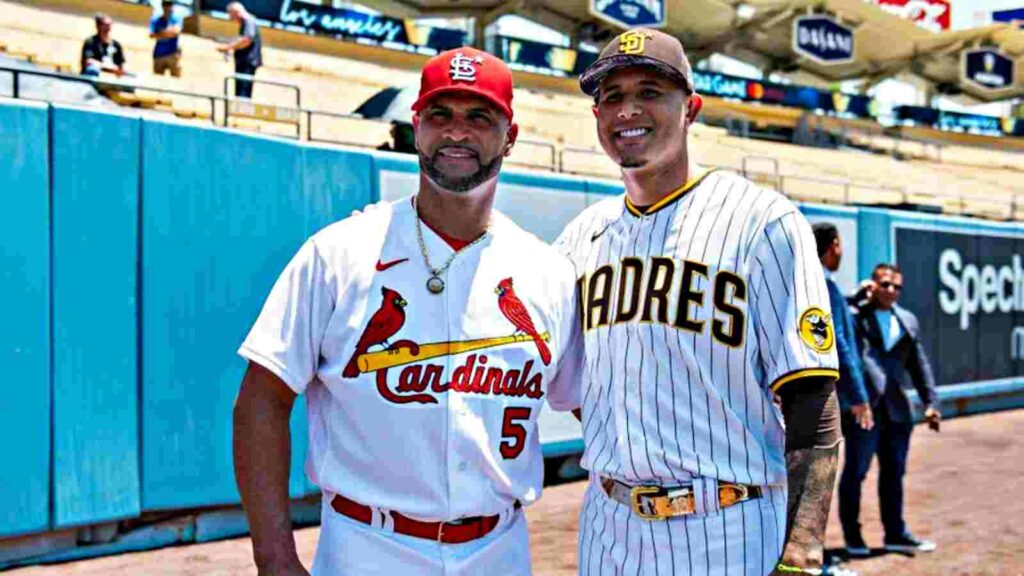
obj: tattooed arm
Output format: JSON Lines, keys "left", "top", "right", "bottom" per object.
{"left": 773, "top": 376, "right": 841, "bottom": 573}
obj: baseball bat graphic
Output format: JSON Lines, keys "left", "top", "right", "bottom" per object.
{"left": 356, "top": 332, "right": 551, "bottom": 373}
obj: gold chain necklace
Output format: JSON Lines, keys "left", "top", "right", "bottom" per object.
{"left": 413, "top": 196, "right": 490, "bottom": 294}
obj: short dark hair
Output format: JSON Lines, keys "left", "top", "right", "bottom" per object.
{"left": 95, "top": 12, "right": 111, "bottom": 25}
{"left": 811, "top": 222, "right": 839, "bottom": 258}
{"left": 873, "top": 263, "right": 901, "bottom": 278}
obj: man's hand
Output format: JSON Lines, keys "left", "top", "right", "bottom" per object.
{"left": 850, "top": 402, "right": 873, "bottom": 430}
{"left": 924, "top": 406, "right": 941, "bottom": 432}
{"left": 216, "top": 44, "right": 231, "bottom": 53}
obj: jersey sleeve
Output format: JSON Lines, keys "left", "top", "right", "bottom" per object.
{"left": 81, "top": 39, "right": 95, "bottom": 63}
{"left": 747, "top": 212, "right": 839, "bottom": 392}
{"left": 545, "top": 272, "right": 583, "bottom": 411}
{"left": 242, "top": 18, "right": 257, "bottom": 40}
{"left": 238, "top": 239, "right": 336, "bottom": 394}
{"left": 552, "top": 216, "right": 586, "bottom": 266}
{"left": 114, "top": 41, "right": 126, "bottom": 67}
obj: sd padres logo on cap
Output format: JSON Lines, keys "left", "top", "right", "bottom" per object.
{"left": 619, "top": 29, "right": 653, "bottom": 55}
{"left": 450, "top": 52, "right": 485, "bottom": 82}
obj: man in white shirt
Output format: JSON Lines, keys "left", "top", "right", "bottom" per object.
{"left": 233, "top": 47, "right": 582, "bottom": 576}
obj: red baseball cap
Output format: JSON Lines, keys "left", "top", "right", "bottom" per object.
{"left": 411, "top": 47, "right": 515, "bottom": 121}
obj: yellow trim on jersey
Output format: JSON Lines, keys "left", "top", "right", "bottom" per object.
{"left": 624, "top": 168, "right": 716, "bottom": 217}
{"left": 770, "top": 368, "right": 840, "bottom": 392}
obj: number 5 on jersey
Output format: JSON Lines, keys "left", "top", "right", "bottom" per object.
{"left": 500, "top": 407, "right": 532, "bottom": 459}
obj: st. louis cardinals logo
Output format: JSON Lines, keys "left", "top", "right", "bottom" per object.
{"left": 449, "top": 52, "right": 484, "bottom": 82}
{"left": 343, "top": 280, "right": 552, "bottom": 405}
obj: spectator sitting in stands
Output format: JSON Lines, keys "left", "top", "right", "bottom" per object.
{"left": 81, "top": 13, "right": 126, "bottom": 77}
{"left": 150, "top": 0, "right": 183, "bottom": 77}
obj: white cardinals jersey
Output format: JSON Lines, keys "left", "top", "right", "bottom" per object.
{"left": 240, "top": 196, "right": 582, "bottom": 521}
{"left": 555, "top": 168, "right": 839, "bottom": 488}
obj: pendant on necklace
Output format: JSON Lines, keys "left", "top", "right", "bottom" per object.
{"left": 427, "top": 275, "right": 445, "bottom": 294}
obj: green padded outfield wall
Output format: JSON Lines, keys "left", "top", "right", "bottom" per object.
{"left": 0, "top": 101, "right": 51, "bottom": 537}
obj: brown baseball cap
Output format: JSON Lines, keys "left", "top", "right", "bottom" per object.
{"left": 580, "top": 28, "right": 694, "bottom": 97}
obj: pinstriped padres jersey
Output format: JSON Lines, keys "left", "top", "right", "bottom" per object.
{"left": 555, "top": 168, "right": 839, "bottom": 487}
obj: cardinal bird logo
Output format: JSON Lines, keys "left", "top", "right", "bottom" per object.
{"left": 496, "top": 277, "right": 551, "bottom": 366}
{"left": 343, "top": 287, "right": 408, "bottom": 378}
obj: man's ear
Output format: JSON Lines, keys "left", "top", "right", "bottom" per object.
{"left": 411, "top": 113, "right": 420, "bottom": 130}
{"left": 503, "top": 122, "right": 519, "bottom": 157}
{"left": 592, "top": 105, "right": 599, "bottom": 118}
{"left": 686, "top": 93, "right": 703, "bottom": 124}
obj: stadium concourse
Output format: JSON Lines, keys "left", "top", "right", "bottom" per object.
{"left": 0, "top": 0, "right": 1022, "bottom": 219}
{"left": 7, "top": 410, "right": 1024, "bottom": 576}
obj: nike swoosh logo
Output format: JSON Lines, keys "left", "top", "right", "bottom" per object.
{"left": 592, "top": 226, "right": 609, "bottom": 242}
{"left": 376, "top": 258, "right": 408, "bottom": 272}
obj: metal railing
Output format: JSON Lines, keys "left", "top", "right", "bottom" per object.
{"left": 2, "top": 65, "right": 222, "bottom": 123}
{"left": 2, "top": 65, "right": 1019, "bottom": 220}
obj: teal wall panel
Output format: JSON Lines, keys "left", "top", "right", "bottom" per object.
{"left": 295, "top": 145, "right": 375, "bottom": 495}
{"left": 857, "top": 208, "right": 893, "bottom": 279}
{"left": 8, "top": 101, "right": 1024, "bottom": 541}
{"left": 50, "top": 105, "right": 141, "bottom": 528}
{"left": 0, "top": 101, "right": 51, "bottom": 537}
{"left": 141, "top": 127, "right": 375, "bottom": 510}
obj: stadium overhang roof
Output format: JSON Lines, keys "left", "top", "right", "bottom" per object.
{"left": 361, "top": 0, "right": 1024, "bottom": 102}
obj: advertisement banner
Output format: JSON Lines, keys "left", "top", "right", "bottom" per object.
{"left": 895, "top": 225, "right": 1024, "bottom": 385}
{"left": 962, "top": 48, "right": 1016, "bottom": 93}
{"left": 692, "top": 71, "right": 874, "bottom": 118}
{"left": 589, "top": 0, "right": 666, "bottom": 29}
{"left": 204, "top": 0, "right": 465, "bottom": 53}
{"left": 496, "top": 36, "right": 598, "bottom": 77}
{"left": 868, "top": 0, "right": 951, "bottom": 32}
{"left": 993, "top": 7, "right": 1024, "bottom": 28}
{"left": 896, "top": 105, "right": 1012, "bottom": 136}
{"left": 793, "top": 15, "right": 855, "bottom": 65}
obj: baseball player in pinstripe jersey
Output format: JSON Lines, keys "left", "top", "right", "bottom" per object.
{"left": 555, "top": 29, "right": 843, "bottom": 576}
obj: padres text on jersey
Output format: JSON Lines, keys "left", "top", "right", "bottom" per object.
{"left": 556, "top": 169, "right": 839, "bottom": 487}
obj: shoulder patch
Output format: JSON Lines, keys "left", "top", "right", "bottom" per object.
{"left": 798, "top": 307, "right": 834, "bottom": 353}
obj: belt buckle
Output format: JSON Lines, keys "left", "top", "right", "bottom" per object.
{"left": 630, "top": 485, "right": 667, "bottom": 520}
{"left": 718, "top": 483, "right": 749, "bottom": 508}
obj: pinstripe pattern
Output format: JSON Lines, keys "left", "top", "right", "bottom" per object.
{"left": 555, "top": 170, "right": 838, "bottom": 575}
{"left": 577, "top": 479, "right": 787, "bottom": 576}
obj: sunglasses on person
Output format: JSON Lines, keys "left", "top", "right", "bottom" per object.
{"left": 880, "top": 281, "right": 902, "bottom": 291}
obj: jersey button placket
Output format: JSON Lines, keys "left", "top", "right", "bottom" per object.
{"left": 615, "top": 219, "right": 644, "bottom": 480}
{"left": 444, "top": 252, "right": 467, "bottom": 524}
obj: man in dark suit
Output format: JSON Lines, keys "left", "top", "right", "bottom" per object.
{"left": 840, "top": 263, "right": 941, "bottom": 557}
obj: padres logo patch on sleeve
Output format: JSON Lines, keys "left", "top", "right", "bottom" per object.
{"left": 798, "top": 307, "right": 834, "bottom": 353}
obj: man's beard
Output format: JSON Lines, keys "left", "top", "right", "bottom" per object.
{"left": 619, "top": 157, "right": 647, "bottom": 169}
{"left": 418, "top": 147, "right": 504, "bottom": 193}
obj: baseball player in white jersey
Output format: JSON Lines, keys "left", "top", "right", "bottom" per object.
{"left": 555, "top": 29, "right": 843, "bottom": 576}
{"left": 233, "top": 47, "right": 582, "bottom": 576}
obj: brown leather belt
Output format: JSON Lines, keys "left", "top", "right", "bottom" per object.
{"left": 330, "top": 493, "right": 514, "bottom": 544}
{"left": 600, "top": 476, "right": 763, "bottom": 520}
